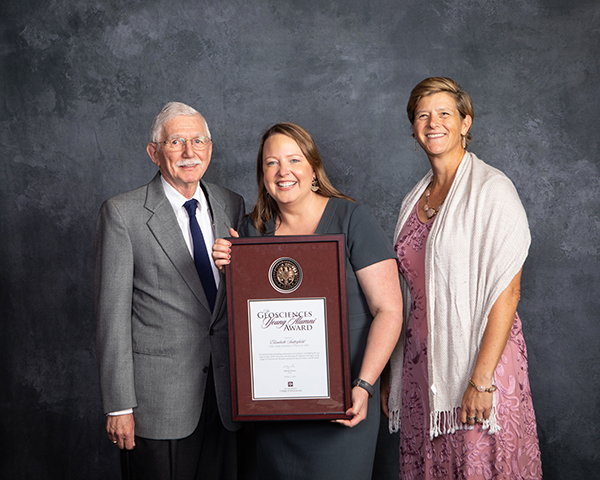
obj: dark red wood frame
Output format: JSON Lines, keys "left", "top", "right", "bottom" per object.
{"left": 225, "top": 234, "right": 351, "bottom": 421}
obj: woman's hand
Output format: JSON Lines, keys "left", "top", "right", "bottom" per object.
{"left": 460, "top": 382, "right": 493, "bottom": 426}
{"left": 211, "top": 228, "right": 239, "bottom": 271}
{"left": 334, "top": 386, "right": 370, "bottom": 428}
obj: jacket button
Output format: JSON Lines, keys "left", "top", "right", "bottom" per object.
{"left": 209, "top": 328, "right": 215, "bottom": 335}
{"left": 203, "top": 366, "right": 209, "bottom": 373}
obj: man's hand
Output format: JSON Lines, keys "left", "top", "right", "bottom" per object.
{"left": 106, "top": 413, "right": 136, "bottom": 450}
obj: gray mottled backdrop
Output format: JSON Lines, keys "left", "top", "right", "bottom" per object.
{"left": 1, "top": 0, "right": 598, "bottom": 478}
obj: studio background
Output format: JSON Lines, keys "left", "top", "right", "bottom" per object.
{"left": 1, "top": 0, "right": 598, "bottom": 478}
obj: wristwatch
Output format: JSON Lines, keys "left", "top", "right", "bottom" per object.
{"left": 352, "top": 378, "right": 374, "bottom": 398}
{"left": 469, "top": 378, "right": 497, "bottom": 393}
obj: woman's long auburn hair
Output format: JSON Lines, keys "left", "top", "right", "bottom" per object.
{"left": 249, "top": 122, "right": 354, "bottom": 234}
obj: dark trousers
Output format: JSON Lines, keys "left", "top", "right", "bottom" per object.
{"left": 120, "top": 367, "right": 237, "bottom": 480}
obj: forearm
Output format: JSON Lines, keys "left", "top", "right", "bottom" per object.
{"left": 460, "top": 269, "right": 523, "bottom": 424}
{"left": 335, "top": 310, "right": 401, "bottom": 427}
{"left": 335, "top": 261, "right": 402, "bottom": 427}
{"left": 355, "top": 259, "right": 403, "bottom": 386}
{"left": 470, "top": 269, "right": 522, "bottom": 386}
{"left": 357, "top": 311, "right": 403, "bottom": 385}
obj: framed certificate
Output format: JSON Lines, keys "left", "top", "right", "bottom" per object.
{"left": 225, "top": 234, "right": 351, "bottom": 421}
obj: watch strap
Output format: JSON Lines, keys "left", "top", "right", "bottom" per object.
{"left": 352, "top": 378, "right": 374, "bottom": 398}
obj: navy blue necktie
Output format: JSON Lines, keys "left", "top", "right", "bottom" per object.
{"left": 183, "top": 199, "right": 217, "bottom": 310}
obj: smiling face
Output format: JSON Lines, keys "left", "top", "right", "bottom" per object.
{"left": 262, "top": 133, "right": 316, "bottom": 208}
{"left": 146, "top": 115, "right": 212, "bottom": 198}
{"left": 413, "top": 92, "right": 472, "bottom": 159}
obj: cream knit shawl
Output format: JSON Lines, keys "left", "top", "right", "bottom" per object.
{"left": 388, "top": 152, "right": 530, "bottom": 439}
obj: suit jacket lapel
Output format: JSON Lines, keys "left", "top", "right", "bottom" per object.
{"left": 145, "top": 173, "right": 211, "bottom": 311}
{"left": 201, "top": 180, "right": 231, "bottom": 239}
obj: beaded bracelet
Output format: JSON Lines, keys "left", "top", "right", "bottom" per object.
{"left": 469, "top": 378, "right": 497, "bottom": 393}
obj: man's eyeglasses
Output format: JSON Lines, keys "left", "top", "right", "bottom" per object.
{"left": 158, "top": 136, "right": 211, "bottom": 152}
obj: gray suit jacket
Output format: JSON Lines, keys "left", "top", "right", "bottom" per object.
{"left": 95, "top": 172, "right": 245, "bottom": 439}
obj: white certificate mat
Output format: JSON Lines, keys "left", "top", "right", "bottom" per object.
{"left": 248, "top": 298, "right": 329, "bottom": 399}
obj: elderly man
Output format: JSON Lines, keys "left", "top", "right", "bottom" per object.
{"left": 95, "top": 102, "right": 245, "bottom": 479}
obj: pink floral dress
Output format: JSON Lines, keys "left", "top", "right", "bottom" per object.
{"left": 395, "top": 203, "right": 542, "bottom": 480}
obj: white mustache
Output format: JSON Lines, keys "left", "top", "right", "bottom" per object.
{"left": 175, "top": 159, "right": 203, "bottom": 167}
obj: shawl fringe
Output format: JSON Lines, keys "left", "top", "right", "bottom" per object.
{"left": 388, "top": 409, "right": 401, "bottom": 434}
{"left": 389, "top": 406, "right": 501, "bottom": 439}
{"left": 429, "top": 405, "right": 501, "bottom": 440}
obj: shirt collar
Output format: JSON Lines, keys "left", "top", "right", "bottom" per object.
{"left": 160, "top": 176, "right": 209, "bottom": 216}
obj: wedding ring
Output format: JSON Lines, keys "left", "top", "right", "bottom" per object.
{"left": 476, "top": 418, "right": 483, "bottom": 423}
{"left": 467, "top": 416, "right": 476, "bottom": 421}
{"left": 112, "top": 440, "right": 118, "bottom": 444}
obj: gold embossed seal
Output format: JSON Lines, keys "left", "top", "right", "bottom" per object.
{"left": 269, "top": 257, "right": 302, "bottom": 293}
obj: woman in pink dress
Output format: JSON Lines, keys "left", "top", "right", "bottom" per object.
{"left": 384, "top": 77, "right": 542, "bottom": 479}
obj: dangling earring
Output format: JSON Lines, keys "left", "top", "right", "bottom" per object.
{"left": 462, "top": 135, "right": 467, "bottom": 149}
{"left": 415, "top": 140, "right": 419, "bottom": 151}
{"left": 311, "top": 178, "right": 319, "bottom": 192}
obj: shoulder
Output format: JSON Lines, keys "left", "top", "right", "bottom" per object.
{"left": 95, "top": 180, "right": 158, "bottom": 239}
{"left": 465, "top": 154, "right": 529, "bottom": 237}
{"left": 195, "top": 182, "right": 245, "bottom": 242}
{"left": 200, "top": 181, "right": 245, "bottom": 230}
{"left": 401, "top": 172, "right": 431, "bottom": 206}
{"left": 238, "top": 215, "right": 261, "bottom": 237}
{"left": 469, "top": 153, "right": 522, "bottom": 202}
{"left": 324, "top": 198, "right": 395, "bottom": 269}
{"left": 326, "top": 197, "right": 367, "bottom": 220}
{"left": 201, "top": 180, "right": 244, "bottom": 204}
{"left": 334, "top": 198, "right": 380, "bottom": 230}
{"left": 320, "top": 197, "right": 381, "bottom": 231}
{"left": 329, "top": 196, "right": 360, "bottom": 210}
{"left": 470, "top": 153, "right": 515, "bottom": 187}
{"left": 99, "top": 179, "right": 153, "bottom": 214}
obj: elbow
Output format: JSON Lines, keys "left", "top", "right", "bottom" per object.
{"left": 509, "top": 283, "right": 521, "bottom": 305}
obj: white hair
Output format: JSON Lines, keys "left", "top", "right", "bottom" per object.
{"left": 149, "top": 102, "right": 211, "bottom": 144}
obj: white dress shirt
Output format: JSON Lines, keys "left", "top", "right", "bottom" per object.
{"left": 160, "top": 177, "right": 220, "bottom": 288}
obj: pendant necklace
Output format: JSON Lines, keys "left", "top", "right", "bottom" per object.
{"left": 424, "top": 184, "right": 444, "bottom": 219}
